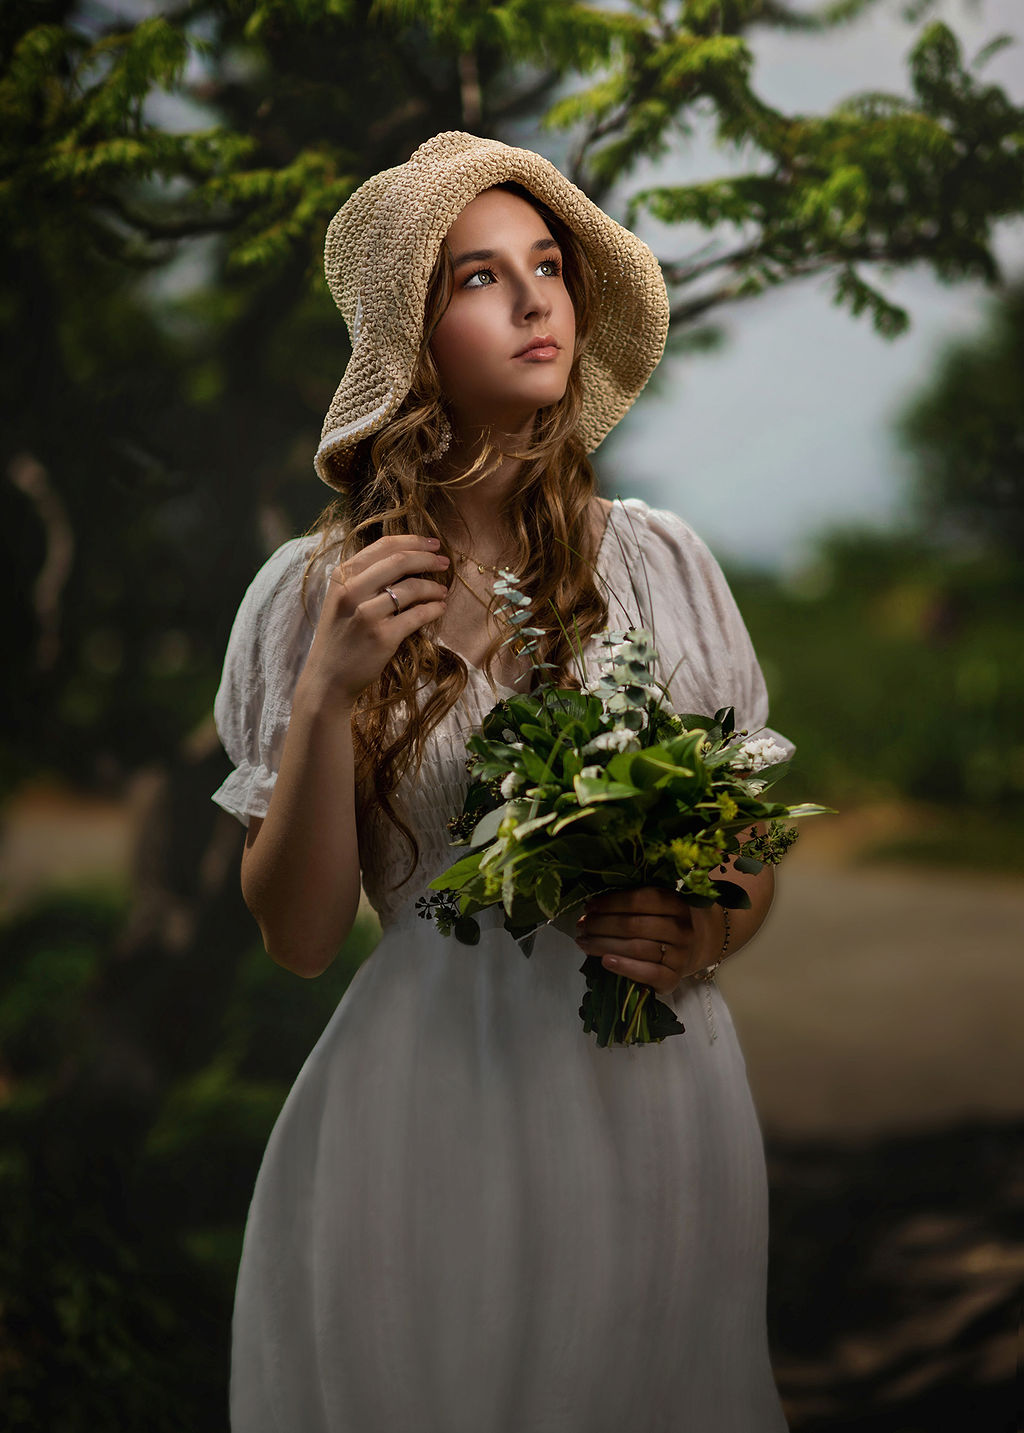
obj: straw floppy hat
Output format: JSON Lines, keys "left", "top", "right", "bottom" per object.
{"left": 314, "top": 130, "right": 670, "bottom": 490}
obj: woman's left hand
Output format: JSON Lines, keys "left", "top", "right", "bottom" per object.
{"left": 574, "top": 886, "right": 722, "bottom": 995}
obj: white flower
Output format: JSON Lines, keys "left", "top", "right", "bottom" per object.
{"left": 582, "top": 728, "right": 641, "bottom": 756}
{"left": 500, "top": 771, "right": 524, "bottom": 798}
{"left": 730, "top": 737, "right": 789, "bottom": 773}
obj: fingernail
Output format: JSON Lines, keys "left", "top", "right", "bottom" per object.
{"left": 428, "top": 537, "right": 440, "bottom": 546}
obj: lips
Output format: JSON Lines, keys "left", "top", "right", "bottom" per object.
{"left": 514, "top": 334, "right": 560, "bottom": 359}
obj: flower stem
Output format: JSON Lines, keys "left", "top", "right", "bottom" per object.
{"left": 623, "top": 986, "right": 650, "bottom": 1045}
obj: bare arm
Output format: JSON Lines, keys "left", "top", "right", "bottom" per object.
{"left": 240, "top": 676, "right": 362, "bottom": 979}
{"left": 238, "top": 533, "right": 451, "bottom": 978}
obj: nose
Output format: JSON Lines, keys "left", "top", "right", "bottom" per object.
{"left": 514, "top": 269, "right": 552, "bottom": 322}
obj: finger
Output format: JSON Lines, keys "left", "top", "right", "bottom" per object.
{"left": 580, "top": 912, "right": 681, "bottom": 944}
{"left": 595, "top": 949, "right": 678, "bottom": 995}
{"left": 578, "top": 932, "right": 673, "bottom": 964}
{"left": 373, "top": 576, "right": 451, "bottom": 614}
{"left": 379, "top": 593, "right": 450, "bottom": 646}
{"left": 330, "top": 551, "right": 450, "bottom": 610}
{"left": 330, "top": 536, "right": 445, "bottom": 588}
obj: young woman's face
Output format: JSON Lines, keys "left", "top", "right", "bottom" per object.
{"left": 428, "top": 187, "right": 576, "bottom": 435}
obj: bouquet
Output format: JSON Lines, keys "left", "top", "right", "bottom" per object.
{"left": 416, "top": 562, "right": 831, "bottom": 1047}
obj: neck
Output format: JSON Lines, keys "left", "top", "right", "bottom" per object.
{"left": 434, "top": 413, "right": 535, "bottom": 555}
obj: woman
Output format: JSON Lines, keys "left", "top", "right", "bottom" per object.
{"left": 214, "top": 131, "right": 791, "bottom": 1432}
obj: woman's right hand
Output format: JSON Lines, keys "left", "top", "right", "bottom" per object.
{"left": 301, "top": 534, "right": 450, "bottom": 706}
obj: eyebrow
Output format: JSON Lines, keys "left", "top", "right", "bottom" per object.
{"left": 451, "top": 237, "right": 562, "bottom": 268}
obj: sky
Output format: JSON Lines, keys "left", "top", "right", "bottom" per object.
{"left": 512, "top": 0, "right": 1024, "bottom": 572}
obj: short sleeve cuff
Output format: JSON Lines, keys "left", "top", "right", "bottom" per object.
{"left": 211, "top": 760, "right": 278, "bottom": 828}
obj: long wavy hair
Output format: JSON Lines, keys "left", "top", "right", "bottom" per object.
{"left": 302, "top": 181, "right": 613, "bottom": 894}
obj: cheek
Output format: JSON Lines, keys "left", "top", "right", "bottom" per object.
{"left": 430, "top": 309, "right": 500, "bottom": 388}
{"left": 558, "top": 289, "right": 577, "bottom": 352}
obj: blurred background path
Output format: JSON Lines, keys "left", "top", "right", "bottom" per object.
{"left": 720, "top": 819, "right": 1024, "bottom": 1139}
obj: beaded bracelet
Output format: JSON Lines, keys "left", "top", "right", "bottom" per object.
{"left": 692, "top": 908, "right": 731, "bottom": 983}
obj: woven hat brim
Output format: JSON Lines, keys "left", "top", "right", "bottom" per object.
{"left": 314, "top": 131, "right": 669, "bottom": 490}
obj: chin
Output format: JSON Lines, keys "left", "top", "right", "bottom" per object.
{"left": 520, "top": 375, "right": 571, "bottom": 408}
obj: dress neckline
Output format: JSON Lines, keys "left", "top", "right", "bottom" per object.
{"left": 437, "top": 497, "right": 638, "bottom": 692}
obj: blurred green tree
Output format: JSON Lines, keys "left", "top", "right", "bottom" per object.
{"left": 895, "top": 277, "right": 1024, "bottom": 557}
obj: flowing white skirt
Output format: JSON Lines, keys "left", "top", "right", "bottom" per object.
{"left": 229, "top": 907, "right": 789, "bottom": 1433}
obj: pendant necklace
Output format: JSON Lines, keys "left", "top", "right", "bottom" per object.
{"left": 448, "top": 548, "right": 525, "bottom": 655}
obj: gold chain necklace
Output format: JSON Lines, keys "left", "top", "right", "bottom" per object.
{"left": 451, "top": 548, "right": 506, "bottom": 576}
{"left": 448, "top": 548, "right": 526, "bottom": 654}
{"left": 451, "top": 565, "right": 489, "bottom": 609}
{"left": 449, "top": 548, "right": 508, "bottom": 609}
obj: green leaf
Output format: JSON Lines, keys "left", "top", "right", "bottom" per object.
{"left": 711, "top": 880, "right": 752, "bottom": 910}
{"left": 519, "top": 747, "right": 553, "bottom": 783}
{"left": 427, "top": 849, "right": 484, "bottom": 889}
{"left": 573, "top": 775, "right": 641, "bottom": 804}
{"left": 468, "top": 800, "right": 526, "bottom": 848}
{"left": 534, "top": 866, "right": 562, "bottom": 918}
{"left": 644, "top": 996, "right": 686, "bottom": 1041}
{"left": 514, "top": 811, "right": 560, "bottom": 840}
{"left": 561, "top": 750, "right": 584, "bottom": 782}
{"left": 733, "top": 855, "right": 764, "bottom": 875}
{"left": 502, "top": 860, "right": 517, "bottom": 916}
{"left": 550, "top": 805, "right": 605, "bottom": 835}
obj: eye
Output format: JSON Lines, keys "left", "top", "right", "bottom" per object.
{"left": 538, "top": 257, "right": 563, "bottom": 277}
{"left": 464, "top": 268, "right": 497, "bottom": 288}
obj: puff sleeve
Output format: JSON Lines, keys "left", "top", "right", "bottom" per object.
{"left": 211, "top": 535, "right": 330, "bottom": 827}
{"left": 620, "top": 501, "right": 794, "bottom": 758}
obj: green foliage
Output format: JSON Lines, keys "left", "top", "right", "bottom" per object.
{"left": 627, "top": 19, "right": 1021, "bottom": 329}
{"left": 728, "top": 533, "right": 1024, "bottom": 815}
{"left": 0, "top": 887, "right": 378, "bottom": 1429}
{"left": 895, "top": 277, "right": 1024, "bottom": 558}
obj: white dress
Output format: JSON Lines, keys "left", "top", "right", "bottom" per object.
{"left": 213, "top": 498, "right": 791, "bottom": 1433}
